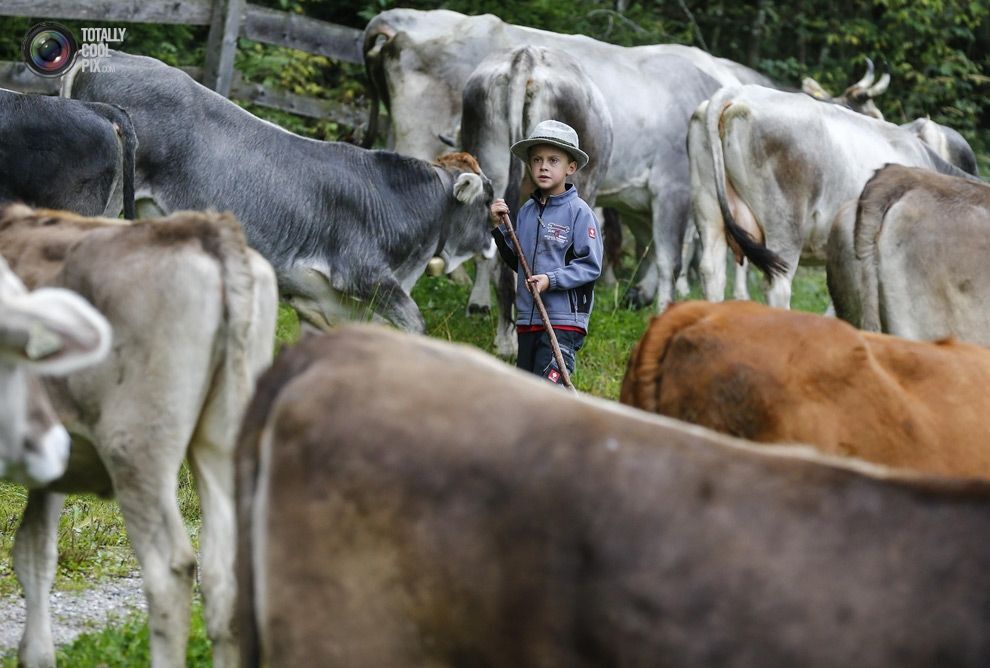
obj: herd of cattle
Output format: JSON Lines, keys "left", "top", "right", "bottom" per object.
{"left": 2, "top": 6, "right": 990, "bottom": 667}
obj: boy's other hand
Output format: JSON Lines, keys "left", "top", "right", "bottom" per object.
{"left": 490, "top": 199, "right": 509, "bottom": 227}
{"left": 527, "top": 274, "right": 550, "bottom": 294}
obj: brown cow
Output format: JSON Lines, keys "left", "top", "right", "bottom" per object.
{"left": 238, "top": 324, "right": 990, "bottom": 667}
{"left": 621, "top": 300, "right": 990, "bottom": 478}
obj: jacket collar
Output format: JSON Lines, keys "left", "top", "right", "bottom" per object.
{"left": 530, "top": 182, "right": 577, "bottom": 207}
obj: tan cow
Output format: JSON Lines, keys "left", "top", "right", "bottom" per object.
{"left": 622, "top": 300, "right": 990, "bottom": 478}
{"left": 237, "top": 324, "right": 990, "bottom": 667}
{"left": 828, "top": 163, "right": 990, "bottom": 343}
{"left": 0, "top": 204, "right": 278, "bottom": 667}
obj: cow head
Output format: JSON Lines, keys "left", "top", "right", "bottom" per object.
{"left": 802, "top": 58, "right": 890, "bottom": 120}
{"left": 434, "top": 152, "right": 496, "bottom": 273}
{"left": 0, "top": 257, "right": 111, "bottom": 486}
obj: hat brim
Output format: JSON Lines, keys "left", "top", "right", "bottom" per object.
{"left": 510, "top": 137, "right": 589, "bottom": 171}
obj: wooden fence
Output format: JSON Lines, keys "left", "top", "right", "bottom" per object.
{"left": 0, "top": 0, "right": 372, "bottom": 128}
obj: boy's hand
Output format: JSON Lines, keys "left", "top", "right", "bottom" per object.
{"left": 490, "top": 199, "right": 509, "bottom": 228}
{"left": 527, "top": 274, "right": 550, "bottom": 294}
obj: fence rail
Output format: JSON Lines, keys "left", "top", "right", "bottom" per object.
{"left": 0, "top": 0, "right": 369, "bottom": 127}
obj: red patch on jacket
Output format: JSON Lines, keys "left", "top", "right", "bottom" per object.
{"left": 588, "top": 226, "right": 597, "bottom": 239}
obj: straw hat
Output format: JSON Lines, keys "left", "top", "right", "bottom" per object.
{"left": 510, "top": 120, "right": 589, "bottom": 170}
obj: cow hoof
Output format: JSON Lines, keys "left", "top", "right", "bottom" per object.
{"left": 623, "top": 287, "right": 650, "bottom": 310}
{"left": 467, "top": 303, "right": 491, "bottom": 316}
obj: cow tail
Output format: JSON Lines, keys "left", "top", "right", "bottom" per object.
{"left": 853, "top": 166, "right": 901, "bottom": 333}
{"left": 706, "top": 90, "right": 788, "bottom": 278}
{"left": 361, "top": 26, "right": 394, "bottom": 149}
{"left": 116, "top": 107, "right": 138, "bottom": 220}
{"left": 204, "top": 212, "right": 259, "bottom": 667}
{"left": 620, "top": 301, "right": 714, "bottom": 412}
{"left": 495, "top": 48, "right": 538, "bottom": 331}
{"left": 91, "top": 103, "right": 137, "bottom": 219}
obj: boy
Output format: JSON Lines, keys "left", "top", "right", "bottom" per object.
{"left": 490, "top": 119, "right": 604, "bottom": 384}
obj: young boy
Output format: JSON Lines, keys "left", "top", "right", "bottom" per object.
{"left": 490, "top": 119, "right": 604, "bottom": 385}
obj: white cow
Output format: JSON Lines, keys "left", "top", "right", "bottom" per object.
{"left": 0, "top": 256, "right": 110, "bottom": 486}
{"left": 689, "top": 84, "right": 971, "bottom": 308}
{"left": 0, "top": 204, "right": 277, "bottom": 668}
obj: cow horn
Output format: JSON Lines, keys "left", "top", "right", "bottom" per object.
{"left": 362, "top": 25, "right": 395, "bottom": 61}
{"left": 866, "top": 71, "right": 890, "bottom": 98}
{"left": 364, "top": 32, "right": 390, "bottom": 60}
{"left": 852, "top": 57, "right": 876, "bottom": 90}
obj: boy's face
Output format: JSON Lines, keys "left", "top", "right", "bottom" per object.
{"left": 527, "top": 145, "right": 577, "bottom": 197}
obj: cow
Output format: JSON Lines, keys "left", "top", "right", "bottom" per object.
{"left": 828, "top": 163, "right": 990, "bottom": 344}
{"left": 0, "top": 256, "right": 111, "bottom": 486}
{"left": 801, "top": 57, "right": 891, "bottom": 119}
{"left": 688, "top": 84, "right": 973, "bottom": 309}
{"left": 237, "top": 323, "right": 990, "bottom": 667}
{"left": 621, "top": 300, "right": 990, "bottom": 479}
{"left": 62, "top": 51, "right": 495, "bottom": 333}
{"left": 460, "top": 45, "right": 614, "bottom": 354}
{"left": 900, "top": 117, "right": 980, "bottom": 176}
{"left": 361, "top": 8, "right": 777, "bottom": 341}
{"left": 799, "top": 66, "right": 979, "bottom": 176}
{"left": 0, "top": 87, "right": 136, "bottom": 218}
{"left": 0, "top": 204, "right": 278, "bottom": 668}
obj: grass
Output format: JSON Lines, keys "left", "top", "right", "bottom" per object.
{"left": 0, "top": 260, "right": 828, "bottom": 665}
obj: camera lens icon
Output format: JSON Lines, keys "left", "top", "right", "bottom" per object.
{"left": 22, "top": 22, "right": 78, "bottom": 77}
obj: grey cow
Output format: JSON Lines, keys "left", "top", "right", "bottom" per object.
{"left": 63, "top": 52, "right": 494, "bottom": 332}
{"left": 0, "top": 88, "right": 136, "bottom": 218}
{"left": 828, "top": 163, "right": 990, "bottom": 343}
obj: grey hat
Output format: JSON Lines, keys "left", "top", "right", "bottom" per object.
{"left": 510, "top": 120, "right": 589, "bottom": 171}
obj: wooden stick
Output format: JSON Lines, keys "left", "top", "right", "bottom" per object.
{"left": 499, "top": 212, "right": 575, "bottom": 390}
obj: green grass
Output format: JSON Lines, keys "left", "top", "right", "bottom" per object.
{"left": 0, "top": 261, "right": 828, "bottom": 665}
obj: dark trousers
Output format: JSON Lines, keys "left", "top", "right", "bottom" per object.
{"left": 517, "top": 328, "right": 585, "bottom": 384}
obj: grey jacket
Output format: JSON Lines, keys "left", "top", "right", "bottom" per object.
{"left": 493, "top": 184, "right": 603, "bottom": 331}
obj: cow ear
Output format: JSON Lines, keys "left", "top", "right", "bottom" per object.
{"left": 801, "top": 77, "right": 831, "bottom": 100}
{"left": 453, "top": 172, "right": 484, "bottom": 204}
{"left": 1, "top": 288, "right": 112, "bottom": 376}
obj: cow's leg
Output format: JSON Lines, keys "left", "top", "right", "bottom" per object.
{"left": 697, "top": 217, "right": 728, "bottom": 303}
{"left": 187, "top": 416, "right": 240, "bottom": 668}
{"left": 15, "top": 490, "right": 66, "bottom": 668}
{"left": 732, "top": 258, "right": 751, "bottom": 301}
{"left": 363, "top": 274, "right": 426, "bottom": 333}
{"left": 623, "top": 217, "right": 657, "bottom": 308}
{"left": 494, "top": 263, "right": 517, "bottom": 358}
{"left": 599, "top": 207, "right": 622, "bottom": 288}
{"left": 112, "top": 453, "right": 196, "bottom": 668}
{"left": 766, "top": 272, "right": 795, "bottom": 309}
{"left": 676, "top": 226, "right": 698, "bottom": 298}
{"left": 648, "top": 183, "right": 690, "bottom": 313}
{"left": 468, "top": 255, "right": 496, "bottom": 315}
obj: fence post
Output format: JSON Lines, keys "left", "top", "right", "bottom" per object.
{"left": 203, "top": 0, "right": 245, "bottom": 96}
